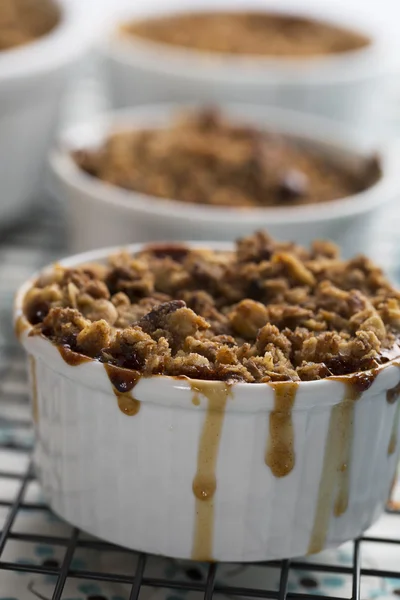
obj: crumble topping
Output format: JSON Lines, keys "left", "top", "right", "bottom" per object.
{"left": 23, "top": 232, "right": 400, "bottom": 383}
{"left": 0, "top": 0, "right": 60, "bottom": 51}
{"left": 73, "top": 109, "right": 380, "bottom": 209}
{"left": 120, "top": 11, "right": 370, "bottom": 57}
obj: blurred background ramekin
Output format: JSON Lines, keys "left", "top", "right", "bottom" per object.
{"left": 0, "top": 0, "right": 104, "bottom": 227}
{"left": 98, "top": 0, "right": 398, "bottom": 135}
{"left": 50, "top": 103, "right": 399, "bottom": 260}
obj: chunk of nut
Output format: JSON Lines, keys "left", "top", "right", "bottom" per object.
{"left": 81, "top": 299, "right": 118, "bottom": 325}
{"left": 229, "top": 299, "right": 269, "bottom": 339}
{"left": 273, "top": 251, "right": 316, "bottom": 287}
{"left": 76, "top": 320, "right": 112, "bottom": 357}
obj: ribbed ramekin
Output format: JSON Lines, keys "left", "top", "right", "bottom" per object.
{"left": 98, "top": 0, "right": 397, "bottom": 132}
{"left": 14, "top": 242, "right": 400, "bottom": 562}
{"left": 50, "top": 104, "right": 400, "bottom": 258}
{"left": 0, "top": 0, "right": 102, "bottom": 226}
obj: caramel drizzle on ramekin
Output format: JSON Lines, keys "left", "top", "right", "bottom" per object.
{"left": 387, "top": 374, "right": 400, "bottom": 455}
{"left": 104, "top": 364, "right": 141, "bottom": 416}
{"left": 55, "top": 346, "right": 142, "bottom": 416}
{"left": 57, "top": 345, "right": 91, "bottom": 367}
{"left": 29, "top": 356, "right": 39, "bottom": 425}
{"left": 45, "top": 338, "right": 400, "bottom": 557}
{"left": 308, "top": 372, "right": 379, "bottom": 555}
{"left": 191, "top": 381, "right": 231, "bottom": 561}
{"left": 15, "top": 315, "right": 28, "bottom": 340}
{"left": 265, "top": 382, "right": 298, "bottom": 478}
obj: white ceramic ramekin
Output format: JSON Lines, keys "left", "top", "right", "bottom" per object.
{"left": 0, "top": 0, "right": 102, "bottom": 226}
{"left": 15, "top": 242, "right": 400, "bottom": 562}
{"left": 50, "top": 103, "right": 400, "bottom": 260}
{"left": 98, "top": 0, "right": 397, "bottom": 130}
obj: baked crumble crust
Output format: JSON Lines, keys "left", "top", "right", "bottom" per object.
{"left": 22, "top": 232, "right": 400, "bottom": 383}
{"left": 73, "top": 109, "right": 380, "bottom": 210}
{"left": 0, "top": 0, "right": 60, "bottom": 51}
{"left": 120, "top": 11, "right": 370, "bottom": 57}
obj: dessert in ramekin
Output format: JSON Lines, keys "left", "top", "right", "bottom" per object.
{"left": 0, "top": 0, "right": 99, "bottom": 226}
{"left": 72, "top": 108, "right": 380, "bottom": 210}
{"left": 121, "top": 10, "right": 370, "bottom": 58}
{"left": 50, "top": 104, "right": 398, "bottom": 256}
{"left": 0, "top": 0, "right": 60, "bottom": 51}
{"left": 15, "top": 232, "right": 400, "bottom": 561}
{"left": 99, "top": 0, "right": 396, "bottom": 128}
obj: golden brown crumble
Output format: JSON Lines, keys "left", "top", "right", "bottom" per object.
{"left": 73, "top": 109, "right": 380, "bottom": 209}
{"left": 121, "top": 11, "right": 370, "bottom": 57}
{"left": 0, "top": 0, "right": 60, "bottom": 51}
{"left": 23, "top": 232, "right": 400, "bottom": 383}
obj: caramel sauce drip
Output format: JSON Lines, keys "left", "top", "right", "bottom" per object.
{"left": 29, "top": 356, "right": 38, "bottom": 425}
{"left": 116, "top": 393, "right": 141, "bottom": 416}
{"left": 331, "top": 374, "right": 381, "bottom": 519}
{"left": 388, "top": 434, "right": 396, "bottom": 456}
{"left": 58, "top": 345, "right": 91, "bottom": 366}
{"left": 191, "top": 381, "right": 231, "bottom": 561}
{"left": 265, "top": 382, "right": 298, "bottom": 478}
{"left": 333, "top": 393, "right": 354, "bottom": 518}
{"left": 104, "top": 364, "right": 141, "bottom": 393}
{"left": 15, "top": 315, "right": 28, "bottom": 340}
{"left": 386, "top": 375, "right": 400, "bottom": 455}
{"left": 387, "top": 381, "right": 400, "bottom": 404}
{"left": 387, "top": 470, "right": 400, "bottom": 510}
{"left": 344, "top": 371, "right": 379, "bottom": 398}
{"left": 308, "top": 381, "right": 360, "bottom": 555}
{"left": 104, "top": 364, "right": 141, "bottom": 417}
{"left": 388, "top": 400, "right": 400, "bottom": 456}
{"left": 192, "top": 391, "right": 200, "bottom": 406}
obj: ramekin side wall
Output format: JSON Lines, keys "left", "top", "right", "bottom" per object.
{"left": 28, "top": 349, "right": 400, "bottom": 561}
{"left": 103, "top": 53, "right": 384, "bottom": 129}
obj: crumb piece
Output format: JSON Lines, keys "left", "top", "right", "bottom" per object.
{"left": 77, "top": 320, "right": 112, "bottom": 357}
{"left": 229, "top": 300, "right": 269, "bottom": 339}
{"left": 80, "top": 299, "right": 118, "bottom": 326}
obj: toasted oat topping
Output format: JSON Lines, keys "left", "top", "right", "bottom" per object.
{"left": 0, "top": 0, "right": 60, "bottom": 51}
{"left": 121, "top": 11, "right": 370, "bottom": 57}
{"left": 23, "top": 232, "right": 400, "bottom": 382}
{"left": 73, "top": 110, "right": 380, "bottom": 209}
